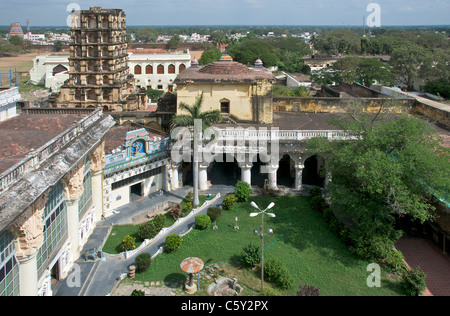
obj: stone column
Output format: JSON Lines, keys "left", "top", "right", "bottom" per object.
{"left": 171, "top": 164, "right": 179, "bottom": 190}
{"left": 266, "top": 165, "right": 278, "bottom": 190}
{"left": 17, "top": 253, "right": 39, "bottom": 296}
{"left": 90, "top": 170, "right": 103, "bottom": 221}
{"left": 294, "top": 164, "right": 305, "bottom": 190}
{"left": 89, "top": 143, "right": 105, "bottom": 221}
{"left": 239, "top": 162, "right": 252, "bottom": 186}
{"left": 62, "top": 161, "right": 85, "bottom": 261}
{"left": 198, "top": 163, "right": 209, "bottom": 191}
{"left": 10, "top": 192, "right": 48, "bottom": 296}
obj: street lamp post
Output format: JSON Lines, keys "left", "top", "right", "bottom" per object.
{"left": 250, "top": 201, "right": 275, "bottom": 292}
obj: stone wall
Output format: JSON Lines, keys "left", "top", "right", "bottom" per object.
{"left": 273, "top": 97, "right": 414, "bottom": 114}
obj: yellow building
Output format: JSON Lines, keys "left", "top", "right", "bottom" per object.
{"left": 174, "top": 56, "right": 274, "bottom": 124}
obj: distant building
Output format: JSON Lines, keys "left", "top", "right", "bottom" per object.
{"left": 30, "top": 50, "right": 192, "bottom": 93}
{"left": 0, "top": 87, "right": 21, "bottom": 121}
{"left": 29, "top": 55, "right": 70, "bottom": 91}
{"left": 174, "top": 54, "right": 274, "bottom": 124}
{"left": 128, "top": 49, "right": 191, "bottom": 93}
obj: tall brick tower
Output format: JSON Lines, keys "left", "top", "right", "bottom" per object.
{"left": 50, "top": 7, "right": 147, "bottom": 111}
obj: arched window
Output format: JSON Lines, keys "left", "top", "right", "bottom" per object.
{"left": 102, "top": 47, "right": 109, "bottom": 57}
{"left": 87, "top": 61, "right": 95, "bottom": 72}
{"left": 87, "top": 75, "right": 96, "bottom": 85}
{"left": 102, "top": 61, "right": 110, "bottom": 71}
{"left": 88, "top": 17, "right": 97, "bottom": 29}
{"left": 87, "top": 46, "right": 95, "bottom": 57}
{"left": 102, "top": 18, "right": 109, "bottom": 29}
{"left": 179, "top": 64, "right": 186, "bottom": 73}
{"left": 87, "top": 33, "right": 95, "bottom": 43}
{"left": 52, "top": 64, "right": 68, "bottom": 76}
{"left": 103, "top": 89, "right": 112, "bottom": 101}
{"left": 87, "top": 89, "right": 96, "bottom": 101}
{"left": 103, "top": 75, "right": 110, "bottom": 85}
{"left": 168, "top": 64, "right": 175, "bottom": 74}
{"left": 145, "top": 65, "right": 153, "bottom": 74}
{"left": 134, "top": 65, "right": 142, "bottom": 75}
{"left": 157, "top": 64, "right": 164, "bottom": 74}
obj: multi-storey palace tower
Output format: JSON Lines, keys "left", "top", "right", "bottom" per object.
{"left": 50, "top": 7, "right": 147, "bottom": 111}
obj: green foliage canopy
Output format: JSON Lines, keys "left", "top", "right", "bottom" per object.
{"left": 306, "top": 105, "right": 450, "bottom": 253}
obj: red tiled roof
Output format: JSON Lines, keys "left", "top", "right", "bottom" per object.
{"left": 0, "top": 114, "right": 89, "bottom": 174}
{"left": 175, "top": 60, "right": 273, "bottom": 83}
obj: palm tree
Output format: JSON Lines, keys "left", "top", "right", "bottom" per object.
{"left": 170, "top": 92, "right": 222, "bottom": 206}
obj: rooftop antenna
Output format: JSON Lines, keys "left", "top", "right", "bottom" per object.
{"left": 363, "top": 16, "right": 366, "bottom": 37}
{"left": 27, "top": 19, "right": 31, "bottom": 34}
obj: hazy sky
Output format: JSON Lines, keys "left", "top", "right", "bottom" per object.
{"left": 0, "top": 0, "right": 449, "bottom": 26}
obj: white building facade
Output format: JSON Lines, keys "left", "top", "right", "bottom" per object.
{"left": 128, "top": 51, "right": 191, "bottom": 92}
{"left": 30, "top": 51, "right": 191, "bottom": 93}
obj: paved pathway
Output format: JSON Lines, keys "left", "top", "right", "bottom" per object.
{"left": 54, "top": 186, "right": 234, "bottom": 296}
{"left": 396, "top": 236, "right": 450, "bottom": 296}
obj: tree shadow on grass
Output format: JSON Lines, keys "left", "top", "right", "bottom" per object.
{"left": 164, "top": 273, "right": 186, "bottom": 287}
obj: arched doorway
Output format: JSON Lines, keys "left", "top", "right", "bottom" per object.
{"left": 251, "top": 154, "right": 269, "bottom": 188}
{"left": 277, "top": 154, "right": 295, "bottom": 188}
{"left": 302, "top": 155, "right": 326, "bottom": 188}
{"left": 208, "top": 153, "right": 240, "bottom": 186}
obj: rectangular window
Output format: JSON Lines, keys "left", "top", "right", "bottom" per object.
{"left": 37, "top": 181, "right": 68, "bottom": 279}
{"left": 220, "top": 101, "right": 230, "bottom": 114}
{"left": 0, "top": 231, "right": 19, "bottom": 296}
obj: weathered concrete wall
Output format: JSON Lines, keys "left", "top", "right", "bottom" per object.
{"left": 381, "top": 86, "right": 450, "bottom": 129}
{"left": 273, "top": 97, "right": 414, "bottom": 114}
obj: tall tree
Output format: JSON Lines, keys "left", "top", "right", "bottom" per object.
{"left": 389, "top": 44, "right": 431, "bottom": 90}
{"left": 170, "top": 93, "right": 222, "bottom": 206}
{"left": 306, "top": 104, "right": 450, "bottom": 259}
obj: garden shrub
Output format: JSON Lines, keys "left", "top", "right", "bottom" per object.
{"left": 401, "top": 266, "right": 427, "bottom": 296}
{"left": 297, "top": 284, "right": 321, "bottom": 296}
{"left": 185, "top": 191, "right": 194, "bottom": 201}
{"left": 308, "top": 186, "right": 322, "bottom": 197}
{"left": 182, "top": 201, "right": 193, "bottom": 217}
{"left": 223, "top": 194, "right": 237, "bottom": 210}
{"left": 135, "top": 253, "right": 152, "bottom": 273}
{"left": 207, "top": 207, "right": 222, "bottom": 222}
{"left": 264, "top": 258, "right": 293, "bottom": 290}
{"left": 241, "top": 243, "right": 261, "bottom": 267}
{"left": 130, "top": 289, "right": 145, "bottom": 296}
{"left": 165, "top": 234, "right": 182, "bottom": 253}
{"left": 138, "top": 214, "right": 165, "bottom": 240}
{"left": 170, "top": 204, "right": 182, "bottom": 220}
{"left": 311, "top": 195, "right": 328, "bottom": 213}
{"left": 234, "top": 181, "right": 253, "bottom": 202}
{"left": 382, "top": 249, "right": 407, "bottom": 272}
{"left": 195, "top": 214, "right": 211, "bottom": 230}
{"left": 120, "top": 235, "right": 136, "bottom": 252}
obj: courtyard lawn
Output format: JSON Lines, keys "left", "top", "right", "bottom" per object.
{"left": 130, "top": 195, "right": 403, "bottom": 296}
{"left": 102, "top": 195, "right": 209, "bottom": 254}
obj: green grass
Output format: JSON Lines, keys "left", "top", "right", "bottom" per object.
{"left": 128, "top": 195, "right": 403, "bottom": 296}
{"left": 102, "top": 195, "right": 209, "bottom": 254}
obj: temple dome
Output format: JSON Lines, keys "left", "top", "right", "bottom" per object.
{"left": 191, "top": 59, "right": 199, "bottom": 68}
{"left": 219, "top": 54, "right": 233, "bottom": 62}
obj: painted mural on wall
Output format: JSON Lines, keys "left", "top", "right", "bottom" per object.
{"left": 104, "top": 128, "right": 169, "bottom": 176}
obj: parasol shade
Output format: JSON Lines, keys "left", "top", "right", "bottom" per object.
{"left": 180, "top": 257, "right": 204, "bottom": 274}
